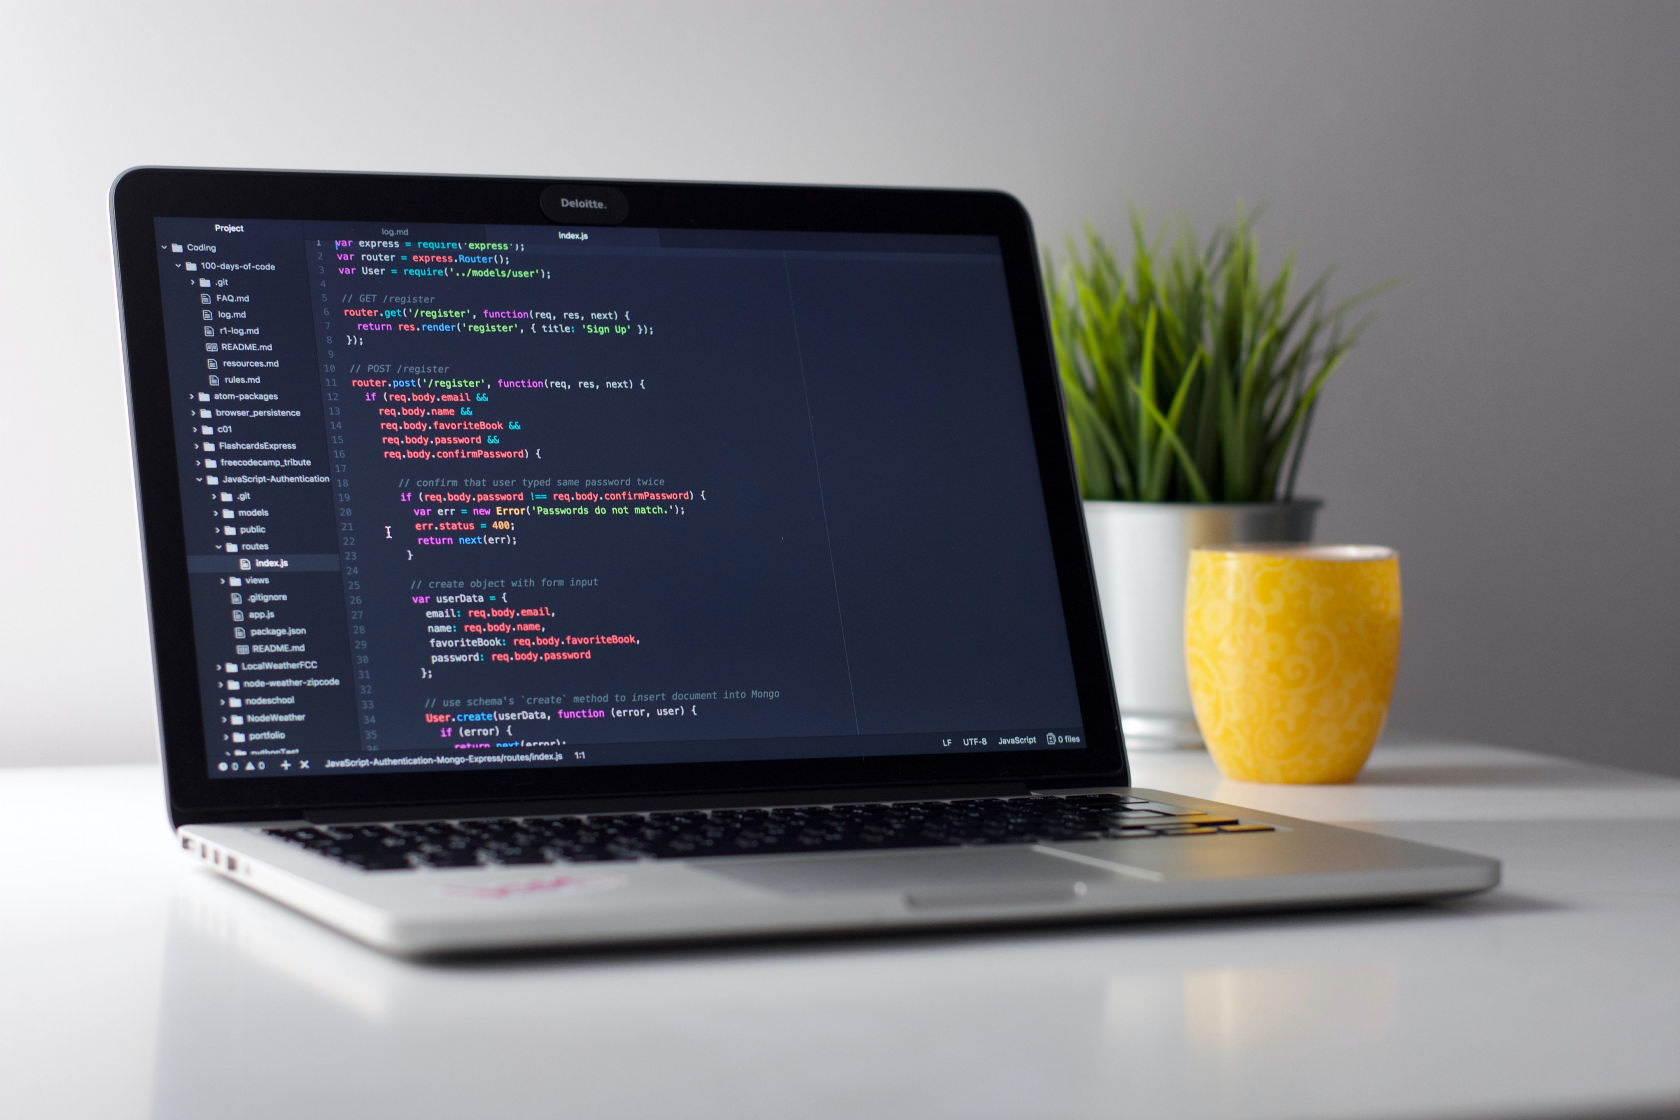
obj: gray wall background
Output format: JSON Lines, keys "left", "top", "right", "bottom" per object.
{"left": 2, "top": 1, "right": 1675, "bottom": 774}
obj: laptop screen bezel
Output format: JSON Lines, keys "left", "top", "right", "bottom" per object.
{"left": 111, "top": 167, "right": 1129, "bottom": 825}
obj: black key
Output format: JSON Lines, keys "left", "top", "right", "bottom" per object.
{"left": 641, "top": 836, "right": 716, "bottom": 857}
{"left": 336, "top": 850, "right": 413, "bottom": 871}
{"left": 266, "top": 826, "right": 339, "bottom": 850}
{"left": 418, "top": 848, "right": 482, "bottom": 868}
{"left": 484, "top": 846, "right": 553, "bottom": 865}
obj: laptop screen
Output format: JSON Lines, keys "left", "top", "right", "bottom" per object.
{"left": 143, "top": 213, "right": 1088, "bottom": 783}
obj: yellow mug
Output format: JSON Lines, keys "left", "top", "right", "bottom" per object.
{"left": 1185, "top": 545, "right": 1401, "bottom": 783}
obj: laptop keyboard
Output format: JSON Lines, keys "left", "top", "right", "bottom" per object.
{"left": 263, "top": 794, "right": 1276, "bottom": 872}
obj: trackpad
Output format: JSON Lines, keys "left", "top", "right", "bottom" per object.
{"left": 699, "top": 848, "right": 1111, "bottom": 906}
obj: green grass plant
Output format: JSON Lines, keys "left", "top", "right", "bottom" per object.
{"left": 1045, "top": 208, "right": 1393, "bottom": 502}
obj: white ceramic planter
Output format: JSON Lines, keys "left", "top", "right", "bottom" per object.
{"left": 1083, "top": 499, "right": 1320, "bottom": 748}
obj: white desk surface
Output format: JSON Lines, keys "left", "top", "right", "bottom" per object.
{"left": 3, "top": 739, "right": 1678, "bottom": 1120}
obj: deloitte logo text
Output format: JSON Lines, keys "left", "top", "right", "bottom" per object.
{"left": 539, "top": 183, "right": 628, "bottom": 224}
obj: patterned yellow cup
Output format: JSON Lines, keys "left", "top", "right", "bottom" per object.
{"left": 1185, "top": 545, "right": 1401, "bottom": 783}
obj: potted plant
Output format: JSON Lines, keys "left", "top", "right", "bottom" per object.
{"left": 1045, "top": 208, "right": 1390, "bottom": 747}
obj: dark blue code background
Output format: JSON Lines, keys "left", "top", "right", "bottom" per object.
{"left": 155, "top": 219, "right": 1083, "bottom": 779}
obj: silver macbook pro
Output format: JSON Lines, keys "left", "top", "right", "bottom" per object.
{"left": 110, "top": 167, "right": 1497, "bottom": 954}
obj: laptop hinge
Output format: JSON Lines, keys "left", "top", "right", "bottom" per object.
{"left": 297, "top": 779, "right": 1042, "bottom": 824}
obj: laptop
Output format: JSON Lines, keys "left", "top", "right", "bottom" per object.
{"left": 111, "top": 167, "right": 1498, "bottom": 955}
